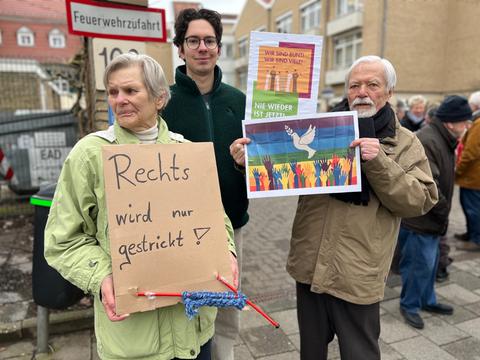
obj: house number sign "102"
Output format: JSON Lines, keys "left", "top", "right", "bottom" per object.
{"left": 92, "top": 38, "right": 146, "bottom": 90}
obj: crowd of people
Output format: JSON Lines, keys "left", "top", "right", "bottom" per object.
{"left": 392, "top": 91, "right": 480, "bottom": 330}
{"left": 42, "top": 7, "right": 480, "bottom": 360}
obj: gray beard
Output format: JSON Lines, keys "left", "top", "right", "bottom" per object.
{"left": 357, "top": 107, "right": 378, "bottom": 118}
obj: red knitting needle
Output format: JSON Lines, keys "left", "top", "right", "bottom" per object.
{"left": 136, "top": 275, "right": 280, "bottom": 328}
{"left": 137, "top": 292, "right": 182, "bottom": 297}
{"left": 216, "top": 274, "right": 280, "bottom": 328}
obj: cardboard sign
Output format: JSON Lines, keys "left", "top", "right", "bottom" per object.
{"left": 102, "top": 143, "right": 232, "bottom": 314}
{"left": 245, "top": 32, "right": 323, "bottom": 120}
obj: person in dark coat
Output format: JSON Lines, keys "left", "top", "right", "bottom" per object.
{"left": 399, "top": 95, "right": 472, "bottom": 329}
{"left": 162, "top": 9, "right": 248, "bottom": 360}
{"left": 396, "top": 99, "right": 407, "bottom": 121}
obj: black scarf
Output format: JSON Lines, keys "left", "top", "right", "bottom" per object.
{"left": 329, "top": 99, "right": 396, "bottom": 206}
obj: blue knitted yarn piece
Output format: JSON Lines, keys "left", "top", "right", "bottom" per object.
{"left": 182, "top": 291, "right": 248, "bottom": 319}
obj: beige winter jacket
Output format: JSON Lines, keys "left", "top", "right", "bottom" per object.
{"left": 287, "top": 121, "right": 438, "bottom": 305}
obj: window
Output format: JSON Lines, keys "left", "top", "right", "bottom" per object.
{"left": 301, "top": 1, "right": 321, "bottom": 32}
{"left": 333, "top": 31, "right": 362, "bottom": 70}
{"left": 336, "top": 0, "right": 363, "bottom": 17}
{"left": 276, "top": 13, "right": 292, "bottom": 34}
{"left": 238, "top": 70, "right": 247, "bottom": 91}
{"left": 238, "top": 37, "right": 248, "bottom": 58}
{"left": 0, "top": 30, "right": 2, "bottom": 45}
{"left": 53, "top": 78, "right": 70, "bottom": 94}
{"left": 49, "top": 29, "right": 65, "bottom": 48}
{"left": 223, "top": 43, "right": 233, "bottom": 58}
{"left": 17, "top": 26, "right": 34, "bottom": 47}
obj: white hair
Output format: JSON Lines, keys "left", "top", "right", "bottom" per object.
{"left": 469, "top": 91, "right": 480, "bottom": 109}
{"left": 344, "top": 55, "right": 397, "bottom": 94}
{"left": 408, "top": 95, "right": 427, "bottom": 108}
{"left": 103, "top": 52, "right": 171, "bottom": 108}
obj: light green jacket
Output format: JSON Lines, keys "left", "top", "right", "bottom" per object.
{"left": 44, "top": 118, "right": 235, "bottom": 359}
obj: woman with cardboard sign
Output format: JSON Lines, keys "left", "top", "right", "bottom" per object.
{"left": 45, "top": 53, "right": 238, "bottom": 360}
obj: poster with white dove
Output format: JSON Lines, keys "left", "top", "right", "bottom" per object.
{"left": 243, "top": 112, "right": 361, "bottom": 198}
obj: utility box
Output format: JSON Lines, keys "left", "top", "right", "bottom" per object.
{"left": 31, "top": 183, "right": 84, "bottom": 309}
{"left": 0, "top": 111, "right": 78, "bottom": 195}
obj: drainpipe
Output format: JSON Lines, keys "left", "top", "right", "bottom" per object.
{"left": 380, "top": 0, "right": 388, "bottom": 57}
{"left": 267, "top": 6, "right": 272, "bottom": 32}
{"left": 319, "top": 0, "right": 331, "bottom": 108}
{"left": 323, "top": 0, "right": 330, "bottom": 90}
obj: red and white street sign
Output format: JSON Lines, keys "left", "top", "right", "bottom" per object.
{"left": 0, "top": 147, "right": 16, "bottom": 184}
{"left": 65, "top": 0, "right": 166, "bottom": 42}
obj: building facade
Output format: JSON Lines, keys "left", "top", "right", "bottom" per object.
{"left": 234, "top": 0, "right": 480, "bottom": 109}
{"left": 0, "top": 0, "right": 82, "bottom": 62}
{"left": 0, "top": 0, "right": 83, "bottom": 113}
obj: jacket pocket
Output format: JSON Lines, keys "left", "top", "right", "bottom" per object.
{"left": 197, "top": 307, "right": 217, "bottom": 332}
{"left": 95, "top": 302, "right": 160, "bottom": 358}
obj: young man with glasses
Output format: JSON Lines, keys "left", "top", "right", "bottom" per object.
{"left": 162, "top": 8, "right": 248, "bottom": 360}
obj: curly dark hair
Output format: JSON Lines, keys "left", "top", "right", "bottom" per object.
{"left": 173, "top": 8, "right": 223, "bottom": 49}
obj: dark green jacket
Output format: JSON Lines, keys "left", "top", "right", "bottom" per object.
{"left": 163, "top": 65, "right": 249, "bottom": 229}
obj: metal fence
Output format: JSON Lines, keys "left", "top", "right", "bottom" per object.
{"left": 0, "top": 58, "right": 81, "bottom": 218}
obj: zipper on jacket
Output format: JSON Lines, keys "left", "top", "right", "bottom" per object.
{"left": 202, "top": 94, "right": 214, "bottom": 141}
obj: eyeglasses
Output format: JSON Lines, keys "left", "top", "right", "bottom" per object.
{"left": 184, "top": 36, "right": 218, "bottom": 50}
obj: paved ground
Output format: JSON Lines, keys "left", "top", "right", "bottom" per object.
{"left": 2, "top": 187, "right": 480, "bottom": 359}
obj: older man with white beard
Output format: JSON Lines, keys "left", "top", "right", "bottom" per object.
{"left": 285, "top": 56, "right": 438, "bottom": 360}
{"left": 228, "top": 55, "right": 438, "bottom": 360}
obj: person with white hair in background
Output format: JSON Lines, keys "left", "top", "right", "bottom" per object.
{"left": 468, "top": 91, "right": 480, "bottom": 112}
{"left": 400, "top": 94, "right": 428, "bottom": 131}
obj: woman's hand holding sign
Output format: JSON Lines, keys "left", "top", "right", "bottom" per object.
{"left": 101, "top": 274, "right": 130, "bottom": 322}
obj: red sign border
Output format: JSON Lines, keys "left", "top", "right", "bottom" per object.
{"left": 65, "top": 0, "right": 167, "bottom": 42}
